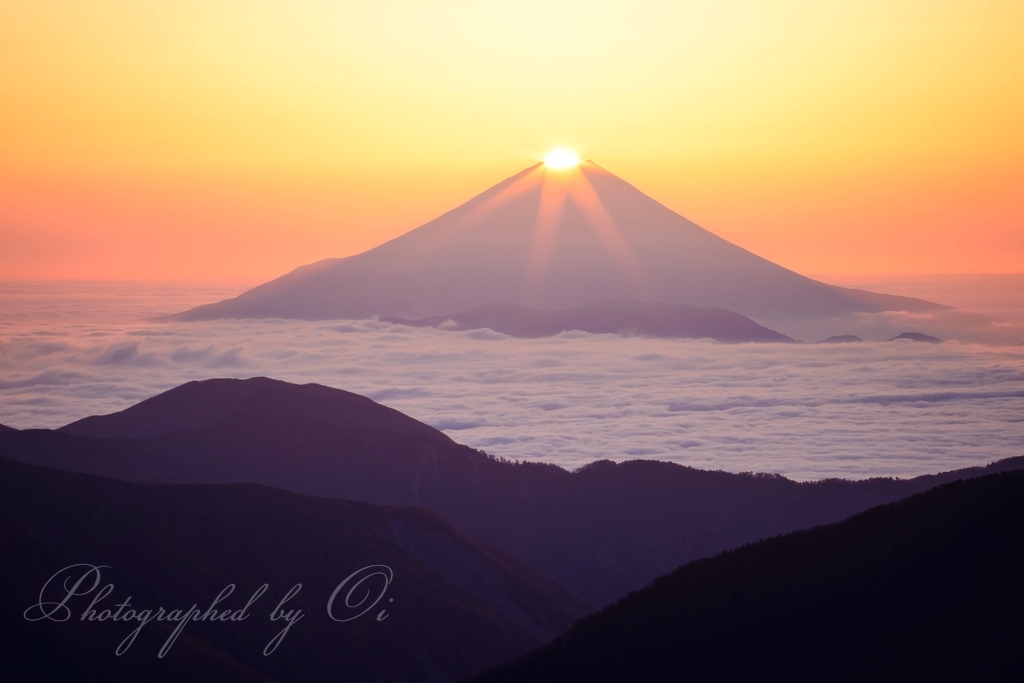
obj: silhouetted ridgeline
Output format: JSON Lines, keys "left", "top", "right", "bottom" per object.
{"left": 0, "top": 422, "right": 15, "bottom": 432}
{"left": 0, "top": 457, "right": 587, "bottom": 682}
{"left": 383, "top": 300, "right": 794, "bottom": 342}
{"left": 3, "top": 378, "right": 1020, "bottom": 608}
{"left": 471, "top": 471, "right": 1024, "bottom": 683}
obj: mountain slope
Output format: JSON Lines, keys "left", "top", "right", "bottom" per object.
{"left": 817, "top": 334, "right": 863, "bottom": 343}
{"left": 169, "top": 163, "right": 941, "bottom": 324}
{"left": 888, "top": 331, "right": 942, "bottom": 343}
{"left": 471, "top": 471, "right": 1024, "bottom": 683}
{"left": 61, "top": 375, "right": 442, "bottom": 441}
{"left": 2, "top": 513, "right": 281, "bottom": 683}
{"left": 382, "top": 300, "right": 794, "bottom": 342}
{"left": 0, "top": 457, "right": 588, "bottom": 682}
{"left": 4, "top": 377, "right": 1019, "bottom": 607}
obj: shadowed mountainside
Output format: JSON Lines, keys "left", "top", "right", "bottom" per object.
{"left": 817, "top": 334, "right": 863, "bottom": 343}
{"left": 2, "top": 377, "right": 1019, "bottom": 607}
{"left": 0, "top": 457, "right": 588, "bottom": 683}
{"left": 168, "top": 163, "right": 943, "bottom": 325}
{"left": 382, "top": 300, "right": 793, "bottom": 342}
{"left": 888, "top": 331, "right": 942, "bottom": 343}
{"left": 0, "top": 422, "right": 15, "bottom": 432}
{"left": 470, "top": 471, "right": 1024, "bottom": 683}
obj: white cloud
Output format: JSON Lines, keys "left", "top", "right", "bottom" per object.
{"left": 1, "top": 283, "right": 1024, "bottom": 481}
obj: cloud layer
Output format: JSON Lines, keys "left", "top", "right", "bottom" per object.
{"left": 2, "top": 283, "right": 1023, "bottom": 481}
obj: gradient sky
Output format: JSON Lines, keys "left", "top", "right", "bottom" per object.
{"left": 1, "top": 1, "right": 1022, "bottom": 281}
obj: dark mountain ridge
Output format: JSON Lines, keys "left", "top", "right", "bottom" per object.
{"left": 4, "top": 377, "right": 1020, "bottom": 607}
{"left": 382, "top": 300, "right": 794, "bottom": 342}
{"left": 471, "top": 471, "right": 1024, "bottom": 683}
{"left": 0, "top": 457, "right": 588, "bottom": 682}
{"left": 61, "top": 376, "right": 440, "bottom": 441}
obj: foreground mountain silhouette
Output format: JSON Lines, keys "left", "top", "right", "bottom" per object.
{"left": 169, "top": 163, "right": 942, "bottom": 325}
{"left": 472, "top": 471, "right": 1024, "bottom": 683}
{"left": 5, "top": 378, "right": 1020, "bottom": 608}
{"left": 383, "top": 300, "right": 793, "bottom": 342}
{"left": 0, "top": 457, "right": 587, "bottom": 682}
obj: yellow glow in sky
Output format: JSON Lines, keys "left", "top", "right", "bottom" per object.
{"left": 0, "top": 1, "right": 1022, "bottom": 280}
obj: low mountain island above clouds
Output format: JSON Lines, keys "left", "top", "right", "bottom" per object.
{"left": 4, "top": 377, "right": 1019, "bottom": 608}
{"left": 168, "top": 163, "right": 943, "bottom": 326}
{"left": 472, "top": 471, "right": 1024, "bottom": 683}
{"left": 889, "top": 331, "right": 942, "bottom": 343}
{"left": 0, "top": 457, "right": 587, "bottom": 683}
{"left": 817, "top": 334, "right": 864, "bottom": 343}
{"left": 816, "top": 332, "right": 944, "bottom": 344}
{"left": 383, "top": 300, "right": 794, "bottom": 342}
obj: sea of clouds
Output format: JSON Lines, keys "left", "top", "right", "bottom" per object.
{"left": 1, "top": 282, "right": 1023, "bottom": 481}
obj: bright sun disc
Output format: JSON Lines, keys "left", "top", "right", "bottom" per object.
{"left": 544, "top": 149, "right": 580, "bottom": 169}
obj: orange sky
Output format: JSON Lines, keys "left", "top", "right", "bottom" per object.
{"left": 1, "top": 0, "right": 1022, "bottom": 281}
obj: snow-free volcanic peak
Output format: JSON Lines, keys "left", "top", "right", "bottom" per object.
{"left": 171, "top": 161, "right": 943, "bottom": 325}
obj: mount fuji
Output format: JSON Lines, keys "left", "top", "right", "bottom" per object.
{"left": 171, "top": 161, "right": 943, "bottom": 325}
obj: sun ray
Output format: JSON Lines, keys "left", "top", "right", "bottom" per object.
{"left": 521, "top": 156, "right": 653, "bottom": 303}
{"left": 424, "top": 164, "right": 547, "bottom": 250}
{"left": 566, "top": 167, "right": 651, "bottom": 295}
{"left": 523, "top": 167, "right": 571, "bottom": 301}
{"left": 454, "top": 165, "right": 546, "bottom": 229}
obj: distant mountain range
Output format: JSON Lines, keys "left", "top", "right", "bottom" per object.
{"left": 0, "top": 457, "right": 587, "bottom": 682}
{"left": 383, "top": 300, "right": 793, "bottom": 342}
{"left": 168, "top": 163, "right": 944, "bottom": 326}
{"left": 4, "top": 377, "right": 1019, "bottom": 609}
{"left": 472, "top": 471, "right": 1024, "bottom": 682}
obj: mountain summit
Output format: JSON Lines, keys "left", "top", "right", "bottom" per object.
{"left": 171, "top": 162, "right": 941, "bottom": 323}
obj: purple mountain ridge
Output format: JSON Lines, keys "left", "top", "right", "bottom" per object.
{"left": 0, "top": 457, "right": 588, "bottom": 682}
